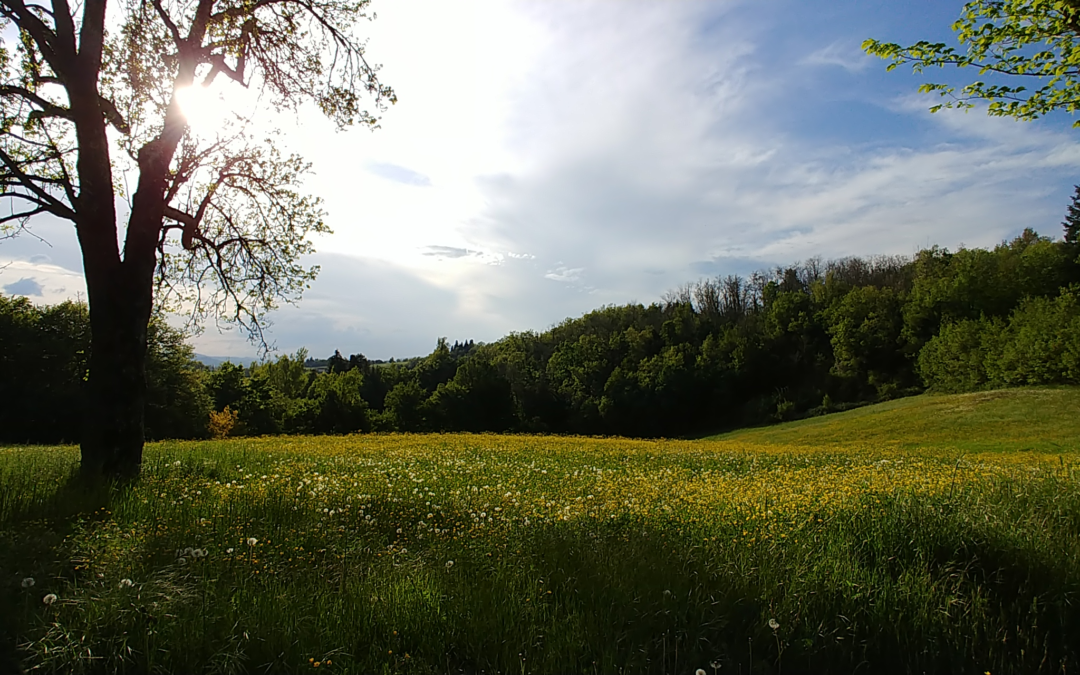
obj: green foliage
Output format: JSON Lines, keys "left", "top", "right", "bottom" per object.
{"left": 0, "top": 298, "right": 208, "bottom": 443}
{"left": 826, "top": 286, "right": 908, "bottom": 397}
{"left": 0, "top": 297, "right": 88, "bottom": 443}
{"left": 917, "top": 318, "right": 998, "bottom": 392}
{"left": 144, "top": 317, "right": 212, "bottom": 440}
{"left": 382, "top": 380, "right": 430, "bottom": 432}
{"left": 305, "top": 370, "right": 372, "bottom": 434}
{"left": 864, "top": 1, "right": 1080, "bottom": 126}
{"left": 428, "top": 354, "right": 516, "bottom": 432}
{"left": 1065, "top": 184, "right": 1080, "bottom": 245}
{"left": 990, "top": 287, "right": 1080, "bottom": 384}
{"left": 919, "top": 286, "right": 1080, "bottom": 391}
{"left": 903, "top": 230, "right": 1075, "bottom": 349}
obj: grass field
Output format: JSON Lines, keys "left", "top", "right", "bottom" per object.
{"left": 709, "top": 386, "right": 1080, "bottom": 453}
{"left": 2, "top": 387, "right": 1079, "bottom": 674}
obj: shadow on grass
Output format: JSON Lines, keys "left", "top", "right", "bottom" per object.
{"left": 3, "top": 476, "right": 1078, "bottom": 674}
{"left": 0, "top": 470, "right": 117, "bottom": 674}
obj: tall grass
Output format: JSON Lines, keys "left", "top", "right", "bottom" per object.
{"left": 1, "top": 434, "right": 1078, "bottom": 674}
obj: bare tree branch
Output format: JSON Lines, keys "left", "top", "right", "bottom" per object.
{"left": 0, "top": 147, "right": 76, "bottom": 219}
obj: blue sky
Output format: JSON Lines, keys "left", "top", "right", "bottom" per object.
{"left": 3, "top": 0, "right": 1080, "bottom": 360}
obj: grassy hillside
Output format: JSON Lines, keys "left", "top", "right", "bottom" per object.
{"left": 708, "top": 386, "right": 1080, "bottom": 453}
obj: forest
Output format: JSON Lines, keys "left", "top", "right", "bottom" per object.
{"left": 4, "top": 224, "right": 1080, "bottom": 445}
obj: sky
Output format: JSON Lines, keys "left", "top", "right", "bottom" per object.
{"left": 4, "top": 0, "right": 1080, "bottom": 360}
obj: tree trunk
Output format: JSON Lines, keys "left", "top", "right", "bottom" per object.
{"left": 79, "top": 258, "right": 155, "bottom": 480}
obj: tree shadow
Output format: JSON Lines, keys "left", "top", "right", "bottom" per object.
{"left": 0, "top": 469, "right": 117, "bottom": 674}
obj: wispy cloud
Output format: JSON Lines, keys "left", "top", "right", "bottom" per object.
{"left": 544, "top": 266, "right": 584, "bottom": 283}
{"left": 799, "top": 40, "right": 872, "bottom": 73}
{"left": 422, "top": 245, "right": 476, "bottom": 259}
{"left": 366, "top": 162, "right": 432, "bottom": 186}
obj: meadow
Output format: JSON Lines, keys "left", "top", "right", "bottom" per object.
{"left": 2, "top": 388, "right": 1079, "bottom": 674}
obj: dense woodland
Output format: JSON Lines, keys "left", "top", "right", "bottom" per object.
{"left": 4, "top": 223, "right": 1080, "bottom": 444}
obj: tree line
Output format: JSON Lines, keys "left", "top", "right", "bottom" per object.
{"left": 4, "top": 226, "right": 1080, "bottom": 444}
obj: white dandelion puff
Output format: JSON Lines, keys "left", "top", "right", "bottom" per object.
{"left": 42, "top": 593, "right": 58, "bottom": 605}
{"left": 247, "top": 537, "right": 258, "bottom": 547}
{"left": 20, "top": 577, "right": 34, "bottom": 588}
{"left": 768, "top": 618, "right": 780, "bottom": 630}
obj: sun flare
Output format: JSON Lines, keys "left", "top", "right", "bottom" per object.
{"left": 174, "top": 84, "right": 232, "bottom": 136}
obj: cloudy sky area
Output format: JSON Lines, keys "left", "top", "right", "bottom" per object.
{"left": 4, "top": 0, "right": 1080, "bottom": 360}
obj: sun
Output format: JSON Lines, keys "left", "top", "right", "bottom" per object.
{"left": 174, "top": 84, "right": 233, "bottom": 137}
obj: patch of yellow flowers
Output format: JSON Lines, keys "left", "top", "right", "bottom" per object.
{"left": 108, "top": 434, "right": 1074, "bottom": 563}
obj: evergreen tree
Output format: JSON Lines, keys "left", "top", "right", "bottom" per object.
{"left": 1065, "top": 185, "right": 1080, "bottom": 245}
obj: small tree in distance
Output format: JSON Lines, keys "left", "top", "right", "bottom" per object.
{"left": 208, "top": 406, "right": 239, "bottom": 439}
{"left": 1064, "top": 185, "right": 1080, "bottom": 245}
{"left": 0, "top": 0, "right": 395, "bottom": 479}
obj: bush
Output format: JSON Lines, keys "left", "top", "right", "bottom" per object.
{"left": 208, "top": 406, "right": 239, "bottom": 439}
{"left": 988, "top": 288, "right": 1080, "bottom": 385}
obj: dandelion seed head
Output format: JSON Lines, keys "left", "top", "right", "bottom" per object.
{"left": 20, "top": 577, "right": 34, "bottom": 588}
{"left": 247, "top": 537, "right": 258, "bottom": 546}
{"left": 42, "top": 593, "right": 57, "bottom": 605}
{"left": 768, "top": 618, "right": 780, "bottom": 630}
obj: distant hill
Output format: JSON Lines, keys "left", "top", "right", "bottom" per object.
{"left": 707, "top": 386, "right": 1080, "bottom": 454}
{"left": 194, "top": 354, "right": 259, "bottom": 368}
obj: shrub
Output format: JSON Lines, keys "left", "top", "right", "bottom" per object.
{"left": 208, "top": 406, "right": 240, "bottom": 439}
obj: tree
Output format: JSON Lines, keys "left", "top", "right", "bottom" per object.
{"left": 327, "top": 349, "right": 349, "bottom": 374}
{"left": 143, "top": 314, "right": 212, "bottom": 440}
{"left": 0, "top": 296, "right": 87, "bottom": 443}
{"left": 864, "top": 1, "right": 1080, "bottom": 126}
{"left": 0, "top": 0, "right": 394, "bottom": 478}
{"left": 1065, "top": 184, "right": 1080, "bottom": 244}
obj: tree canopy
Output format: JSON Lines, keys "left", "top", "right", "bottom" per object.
{"left": 863, "top": 1, "right": 1080, "bottom": 125}
{"left": 0, "top": 0, "right": 393, "bottom": 478}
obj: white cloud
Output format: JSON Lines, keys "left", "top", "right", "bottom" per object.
{"left": 544, "top": 266, "right": 584, "bottom": 283}
{"left": 0, "top": 259, "right": 86, "bottom": 305}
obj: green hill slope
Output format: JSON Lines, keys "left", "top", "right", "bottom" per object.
{"left": 707, "top": 386, "right": 1080, "bottom": 453}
